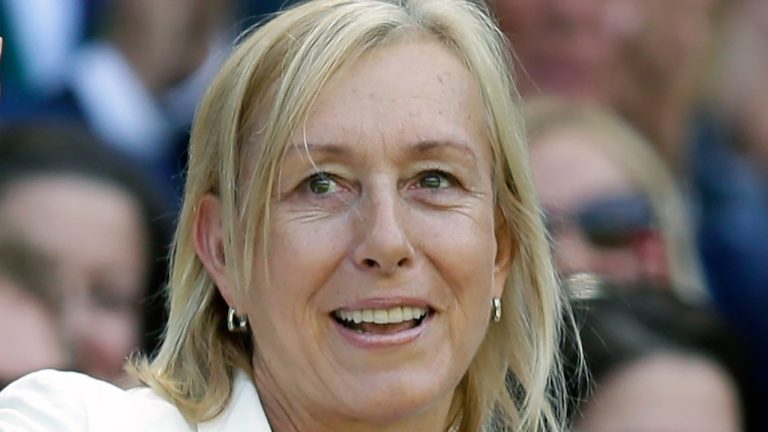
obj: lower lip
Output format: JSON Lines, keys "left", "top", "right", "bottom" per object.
{"left": 333, "top": 314, "right": 431, "bottom": 349}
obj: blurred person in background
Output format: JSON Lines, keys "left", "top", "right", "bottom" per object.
{"left": 0, "top": 231, "right": 71, "bottom": 390}
{"left": 0, "top": 0, "right": 288, "bottom": 114}
{"left": 0, "top": 0, "right": 92, "bottom": 104}
{"left": 711, "top": 0, "right": 768, "bottom": 178}
{"left": 705, "top": 2, "right": 768, "bottom": 401}
{"left": 525, "top": 98, "right": 707, "bottom": 304}
{"left": 53, "top": 0, "right": 237, "bottom": 200}
{"left": 562, "top": 280, "right": 755, "bottom": 431}
{"left": 1, "top": 0, "right": 239, "bottom": 202}
{"left": 0, "top": 123, "right": 172, "bottom": 386}
{"left": 496, "top": 0, "right": 768, "bottom": 400}
{"left": 492, "top": 0, "right": 616, "bottom": 104}
{"left": 493, "top": 0, "right": 716, "bottom": 167}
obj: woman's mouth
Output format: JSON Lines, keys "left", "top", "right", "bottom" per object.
{"left": 332, "top": 306, "right": 431, "bottom": 335}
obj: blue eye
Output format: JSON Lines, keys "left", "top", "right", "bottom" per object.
{"left": 307, "top": 173, "right": 338, "bottom": 194}
{"left": 418, "top": 171, "right": 452, "bottom": 189}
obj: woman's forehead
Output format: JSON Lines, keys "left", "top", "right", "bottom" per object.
{"left": 288, "top": 40, "right": 491, "bottom": 162}
{"left": 234, "top": 34, "right": 509, "bottom": 197}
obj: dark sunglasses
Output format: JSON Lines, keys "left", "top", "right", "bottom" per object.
{"left": 544, "top": 195, "right": 656, "bottom": 248}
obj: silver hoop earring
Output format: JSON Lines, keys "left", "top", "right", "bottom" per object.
{"left": 227, "top": 307, "right": 248, "bottom": 332}
{"left": 491, "top": 297, "right": 502, "bottom": 322}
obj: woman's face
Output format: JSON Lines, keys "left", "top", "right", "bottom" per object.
{"left": 0, "top": 176, "right": 147, "bottom": 384}
{"left": 529, "top": 128, "right": 660, "bottom": 284}
{"left": 233, "top": 40, "right": 510, "bottom": 428}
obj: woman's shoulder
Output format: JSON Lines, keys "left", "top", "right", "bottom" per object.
{"left": 0, "top": 369, "right": 192, "bottom": 431}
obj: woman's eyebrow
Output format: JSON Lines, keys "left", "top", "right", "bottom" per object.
{"left": 283, "top": 139, "right": 479, "bottom": 166}
{"left": 280, "top": 143, "right": 354, "bottom": 170}
{"left": 286, "top": 142, "right": 350, "bottom": 157}
{"left": 407, "top": 139, "right": 479, "bottom": 167}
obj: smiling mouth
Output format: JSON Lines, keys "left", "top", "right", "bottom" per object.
{"left": 332, "top": 306, "right": 431, "bottom": 335}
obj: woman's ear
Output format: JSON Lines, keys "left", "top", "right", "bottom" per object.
{"left": 193, "top": 193, "right": 238, "bottom": 308}
{"left": 493, "top": 208, "right": 516, "bottom": 298}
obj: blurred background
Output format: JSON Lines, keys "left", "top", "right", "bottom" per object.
{"left": 0, "top": 0, "right": 287, "bottom": 388}
{"left": 0, "top": 0, "right": 766, "bottom": 430}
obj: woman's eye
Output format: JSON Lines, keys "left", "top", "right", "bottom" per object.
{"left": 307, "top": 173, "right": 339, "bottom": 195}
{"left": 418, "top": 171, "right": 453, "bottom": 189}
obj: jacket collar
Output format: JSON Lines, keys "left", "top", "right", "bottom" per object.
{"left": 197, "top": 370, "right": 272, "bottom": 432}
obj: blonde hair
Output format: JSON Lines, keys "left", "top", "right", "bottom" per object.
{"left": 524, "top": 97, "right": 707, "bottom": 304}
{"left": 130, "top": 1, "right": 568, "bottom": 430}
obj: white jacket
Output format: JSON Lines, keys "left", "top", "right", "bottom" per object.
{"left": 0, "top": 369, "right": 272, "bottom": 431}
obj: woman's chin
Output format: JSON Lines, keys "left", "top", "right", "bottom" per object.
{"left": 328, "top": 371, "right": 456, "bottom": 425}
{"left": 318, "top": 312, "right": 471, "bottom": 423}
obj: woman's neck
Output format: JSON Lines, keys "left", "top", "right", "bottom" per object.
{"left": 252, "top": 367, "right": 455, "bottom": 432}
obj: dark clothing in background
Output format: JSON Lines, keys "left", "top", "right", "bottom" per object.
{"left": 691, "top": 110, "right": 768, "bottom": 400}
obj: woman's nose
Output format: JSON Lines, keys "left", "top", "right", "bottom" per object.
{"left": 352, "top": 191, "right": 415, "bottom": 274}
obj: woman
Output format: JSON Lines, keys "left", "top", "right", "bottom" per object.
{"left": 0, "top": 1, "right": 568, "bottom": 430}
{"left": 525, "top": 98, "right": 707, "bottom": 303}
{"left": 0, "top": 124, "right": 172, "bottom": 386}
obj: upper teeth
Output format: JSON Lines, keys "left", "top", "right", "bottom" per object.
{"left": 335, "top": 306, "right": 428, "bottom": 324}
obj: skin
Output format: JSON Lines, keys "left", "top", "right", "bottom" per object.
{"left": 575, "top": 354, "right": 741, "bottom": 432}
{"left": 607, "top": 0, "right": 715, "bottom": 169}
{"left": 742, "top": 79, "right": 768, "bottom": 174}
{"left": 529, "top": 127, "right": 665, "bottom": 284}
{"left": 0, "top": 276, "right": 68, "bottom": 381}
{"left": 494, "top": 0, "right": 716, "bottom": 169}
{"left": 493, "top": 0, "right": 619, "bottom": 103}
{"left": 195, "top": 39, "right": 513, "bottom": 431}
{"left": 724, "top": 0, "right": 768, "bottom": 174}
{"left": 111, "top": 0, "right": 233, "bottom": 95}
{"left": 0, "top": 176, "right": 148, "bottom": 385}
